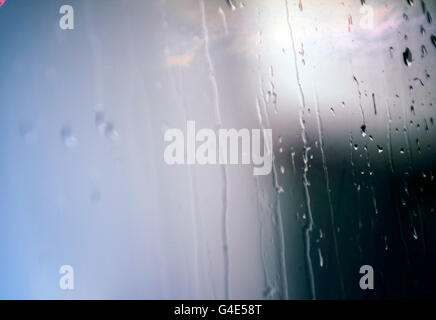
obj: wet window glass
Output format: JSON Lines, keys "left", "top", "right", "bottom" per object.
{"left": 0, "top": 0, "right": 435, "bottom": 299}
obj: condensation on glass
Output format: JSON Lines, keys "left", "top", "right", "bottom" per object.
{"left": 0, "top": 0, "right": 435, "bottom": 299}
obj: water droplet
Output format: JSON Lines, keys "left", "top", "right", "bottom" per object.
{"left": 421, "top": 25, "right": 426, "bottom": 35}
{"left": 318, "top": 248, "right": 324, "bottom": 267}
{"left": 421, "top": 0, "right": 427, "bottom": 14}
{"left": 360, "top": 124, "right": 367, "bottom": 137}
{"left": 403, "top": 48, "right": 412, "bottom": 66}
{"left": 421, "top": 45, "right": 428, "bottom": 58}
{"left": 225, "top": 0, "right": 236, "bottom": 10}
{"left": 61, "top": 126, "right": 78, "bottom": 148}
{"left": 413, "top": 227, "right": 418, "bottom": 240}
{"left": 427, "top": 12, "right": 432, "bottom": 24}
{"left": 95, "top": 111, "right": 106, "bottom": 133}
{"left": 105, "top": 122, "right": 119, "bottom": 142}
